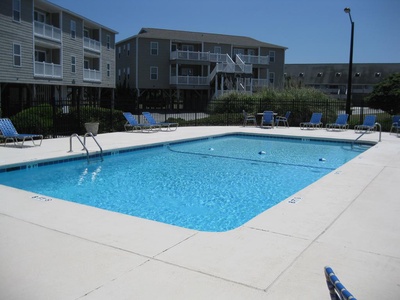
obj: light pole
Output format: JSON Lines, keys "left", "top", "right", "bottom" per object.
{"left": 344, "top": 7, "right": 354, "bottom": 117}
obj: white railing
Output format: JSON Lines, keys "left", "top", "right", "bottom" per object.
{"left": 83, "top": 37, "right": 101, "bottom": 53}
{"left": 235, "top": 55, "right": 253, "bottom": 74}
{"left": 34, "top": 21, "right": 61, "bottom": 42}
{"left": 252, "top": 79, "right": 269, "bottom": 89}
{"left": 237, "top": 53, "right": 269, "bottom": 65}
{"left": 170, "top": 50, "right": 236, "bottom": 63}
{"left": 170, "top": 75, "right": 208, "bottom": 85}
{"left": 83, "top": 69, "right": 101, "bottom": 82}
{"left": 170, "top": 50, "right": 210, "bottom": 61}
{"left": 34, "top": 61, "right": 62, "bottom": 78}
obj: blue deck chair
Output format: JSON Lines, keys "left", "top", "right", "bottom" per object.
{"left": 122, "top": 112, "right": 156, "bottom": 132}
{"left": 242, "top": 110, "right": 257, "bottom": 127}
{"left": 260, "top": 111, "right": 274, "bottom": 128}
{"left": 142, "top": 111, "right": 178, "bottom": 131}
{"left": 275, "top": 111, "right": 290, "bottom": 127}
{"left": 326, "top": 114, "right": 349, "bottom": 131}
{"left": 354, "top": 115, "right": 376, "bottom": 133}
{"left": 0, "top": 118, "right": 43, "bottom": 147}
{"left": 300, "top": 112, "right": 323, "bottom": 129}
{"left": 324, "top": 266, "right": 357, "bottom": 300}
{"left": 389, "top": 115, "right": 400, "bottom": 135}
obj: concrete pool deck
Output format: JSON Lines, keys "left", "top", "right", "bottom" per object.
{"left": 0, "top": 126, "right": 399, "bottom": 299}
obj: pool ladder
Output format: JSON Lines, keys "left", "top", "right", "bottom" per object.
{"left": 69, "top": 132, "right": 103, "bottom": 162}
{"left": 352, "top": 122, "right": 382, "bottom": 148}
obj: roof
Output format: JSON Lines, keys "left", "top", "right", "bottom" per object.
{"left": 41, "top": 0, "right": 118, "bottom": 34}
{"left": 118, "top": 28, "right": 287, "bottom": 49}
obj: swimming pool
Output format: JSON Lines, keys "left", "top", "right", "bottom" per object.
{"left": 0, "top": 134, "right": 371, "bottom": 232}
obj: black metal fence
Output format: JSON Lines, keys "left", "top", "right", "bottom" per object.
{"left": 1, "top": 97, "right": 394, "bottom": 138}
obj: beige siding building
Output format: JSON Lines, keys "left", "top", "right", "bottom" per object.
{"left": 116, "top": 28, "right": 287, "bottom": 108}
{"left": 0, "top": 0, "right": 117, "bottom": 116}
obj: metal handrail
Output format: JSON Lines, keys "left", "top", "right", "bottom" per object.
{"left": 68, "top": 133, "right": 103, "bottom": 162}
{"left": 352, "top": 122, "right": 382, "bottom": 148}
{"left": 69, "top": 133, "right": 90, "bottom": 162}
{"left": 83, "top": 132, "right": 103, "bottom": 161}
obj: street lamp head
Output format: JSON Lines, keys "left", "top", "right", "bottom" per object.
{"left": 344, "top": 7, "right": 351, "bottom": 14}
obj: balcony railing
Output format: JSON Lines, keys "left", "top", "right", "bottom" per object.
{"left": 170, "top": 75, "right": 209, "bottom": 86}
{"left": 237, "top": 54, "right": 269, "bottom": 65}
{"left": 170, "top": 50, "right": 235, "bottom": 63}
{"left": 252, "top": 79, "right": 269, "bottom": 89}
{"left": 83, "top": 69, "right": 101, "bottom": 82}
{"left": 83, "top": 37, "right": 101, "bottom": 53}
{"left": 34, "top": 61, "right": 62, "bottom": 78}
{"left": 34, "top": 21, "right": 61, "bottom": 42}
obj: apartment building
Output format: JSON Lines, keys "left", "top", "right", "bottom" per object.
{"left": 116, "top": 28, "right": 287, "bottom": 108}
{"left": 284, "top": 63, "right": 400, "bottom": 104}
{"left": 0, "top": 0, "right": 117, "bottom": 116}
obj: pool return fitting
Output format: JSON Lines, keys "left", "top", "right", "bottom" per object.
{"left": 69, "top": 132, "right": 103, "bottom": 162}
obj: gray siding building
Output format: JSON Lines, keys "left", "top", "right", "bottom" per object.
{"left": 116, "top": 28, "right": 287, "bottom": 107}
{"left": 284, "top": 63, "right": 400, "bottom": 104}
{"left": 0, "top": 0, "right": 117, "bottom": 116}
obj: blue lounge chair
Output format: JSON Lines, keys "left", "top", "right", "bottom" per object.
{"left": 324, "top": 266, "right": 357, "bottom": 300}
{"left": 142, "top": 111, "right": 178, "bottom": 131}
{"left": 275, "top": 111, "right": 290, "bottom": 127}
{"left": 123, "top": 112, "right": 156, "bottom": 132}
{"left": 242, "top": 110, "right": 257, "bottom": 127}
{"left": 326, "top": 114, "right": 349, "bottom": 131}
{"left": 260, "top": 111, "right": 274, "bottom": 128}
{"left": 0, "top": 118, "right": 43, "bottom": 147}
{"left": 389, "top": 115, "right": 400, "bottom": 135}
{"left": 354, "top": 115, "right": 376, "bottom": 133}
{"left": 300, "top": 112, "right": 323, "bottom": 129}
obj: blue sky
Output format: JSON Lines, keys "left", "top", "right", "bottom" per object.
{"left": 49, "top": 0, "right": 399, "bottom": 64}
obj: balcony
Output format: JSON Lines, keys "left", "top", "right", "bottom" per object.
{"left": 252, "top": 79, "right": 269, "bottom": 89}
{"left": 170, "top": 75, "right": 209, "bottom": 86}
{"left": 170, "top": 50, "right": 234, "bottom": 63}
{"left": 34, "top": 21, "right": 61, "bottom": 42}
{"left": 237, "top": 54, "right": 269, "bottom": 65}
{"left": 83, "top": 37, "right": 101, "bottom": 53}
{"left": 84, "top": 69, "right": 101, "bottom": 82}
{"left": 34, "top": 61, "right": 62, "bottom": 78}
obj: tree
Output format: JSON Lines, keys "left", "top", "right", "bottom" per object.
{"left": 366, "top": 73, "right": 400, "bottom": 114}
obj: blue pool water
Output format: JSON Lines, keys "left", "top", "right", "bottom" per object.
{"left": 0, "top": 134, "right": 370, "bottom": 232}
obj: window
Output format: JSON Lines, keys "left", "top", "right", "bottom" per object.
{"left": 317, "top": 72, "right": 323, "bottom": 77}
{"left": 269, "top": 51, "right": 275, "bottom": 63}
{"left": 127, "top": 67, "right": 130, "bottom": 79}
{"left": 269, "top": 72, "right": 275, "bottom": 84}
{"left": 13, "top": 43, "right": 21, "bottom": 66}
{"left": 118, "top": 69, "right": 121, "bottom": 81}
{"left": 70, "top": 20, "right": 76, "bottom": 39}
{"left": 233, "top": 48, "right": 244, "bottom": 56}
{"left": 13, "top": 0, "right": 20, "bottom": 22}
{"left": 214, "top": 46, "right": 221, "bottom": 54}
{"left": 150, "top": 66, "right": 158, "bottom": 80}
{"left": 248, "top": 49, "right": 255, "bottom": 56}
{"left": 84, "top": 60, "right": 89, "bottom": 69}
{"left": 34, "top": 10, "right": 45, "bottom": 23}
{"left": 106, "top": 35, "right": 110, "bottom": 50}
{"left": 35, "top": 50, "right": 46, "bottom": 62}
{"left": 127, "top": 43, "right": 130, "bottom": 56}
{"left": 150, "top": 42, "right": 158, "bottom": 55}
{"left": 71, "top": 56, "right": 76, "bottom": 73}
{"left": 83, "top": 29, "right": 89, "bottom": 38}
{"left": 118, "top": 46, "right": 121, "bottom": 58}
{"left": 107, "top": 63, "right": 110, "bottom": 77}
{"left": 182, "top": 45, "right": 194, "bottom": 51}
